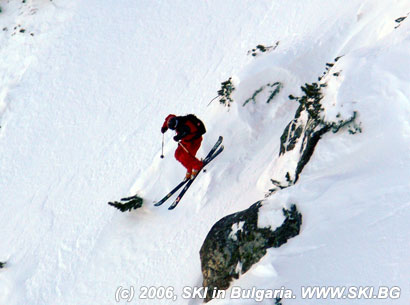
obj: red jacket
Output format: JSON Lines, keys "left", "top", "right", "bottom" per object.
{"left": 162, "top": 114, "right": 206, "bottom": 142}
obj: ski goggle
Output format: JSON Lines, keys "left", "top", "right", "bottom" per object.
{"left": 168, "top": 117, "right": 178, "bottom": 130}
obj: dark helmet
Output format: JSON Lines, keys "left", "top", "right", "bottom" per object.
{"left": 167, "top": 117, "right": 178, "bottom": 130}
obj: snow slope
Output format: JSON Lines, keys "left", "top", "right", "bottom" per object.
{"left": 1, "top": 0, "right": 409, "bottom": 305}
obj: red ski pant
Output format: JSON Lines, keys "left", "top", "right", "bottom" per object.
{"left": 175, "top": 137, "right": 203, "bottom": 172}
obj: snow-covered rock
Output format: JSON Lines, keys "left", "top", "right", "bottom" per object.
{"left": 200, "top": 203, "right": 301, "bottom": 302}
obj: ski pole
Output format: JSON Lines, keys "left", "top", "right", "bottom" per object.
{"left": 178, "top": 142, "right": 190, "bottom": 155}
{"left": 160, "top": 134, "right": 165, "bottom": 159}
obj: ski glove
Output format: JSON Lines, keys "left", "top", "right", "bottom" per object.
{"left": 161, "top": 126, "right": 167, "bottom": 134}
{"left": 173, "top": 129, "right": 189, "bottom": 141}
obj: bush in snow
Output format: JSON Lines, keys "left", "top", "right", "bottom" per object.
{"left": 217, "top": 77, "right": 235, "bottom": 107}
{"left": 108, "top": 195, "right": 143, "bottom": 212}
{"left": 247, "top": 42, "right": 279, "bottom": 57}
{"left": 243, "top": 82, "right": 283, "bottom": 106}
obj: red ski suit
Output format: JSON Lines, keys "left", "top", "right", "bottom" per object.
{"left": 162, "top": 115, "right": 204, "bottom": 173}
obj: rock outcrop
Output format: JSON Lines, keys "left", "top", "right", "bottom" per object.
{"left": 200, "top": 203, "right": 301, "bottom": 302}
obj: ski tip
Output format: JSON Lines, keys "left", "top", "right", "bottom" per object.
{"left": 168, "top": 202, "right": 178, "bottom": 210}
{"left": 168, "top": 198, "right": 180, "bottom": 210}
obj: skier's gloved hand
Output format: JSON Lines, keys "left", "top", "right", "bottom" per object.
{"left": 173, "top": 135, "right": 180, "bottom": 142}
{"left": 161, "top": 127, "right": 167, "bottom": 134}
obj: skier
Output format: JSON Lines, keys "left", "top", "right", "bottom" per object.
{"left": 161, "top": 114, "right": 206, "bottom": 180}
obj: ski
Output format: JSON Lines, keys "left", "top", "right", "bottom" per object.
{"left": 203, "top": 136, "right": 223, "bottom": 163}
{"left": 168, "top": 145, "right": 224, "bottom": 210}
{"left": 154, "top": 136, "right": 223, "bottom": 207}
{"left": 153, "top": 179, "right": 189, "bottom": 206}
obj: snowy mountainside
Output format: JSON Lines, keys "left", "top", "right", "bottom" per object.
{"left": 0, "top": 0, "right": 409, "bottom": 305}
{"left": 206, "top": 1, "right": 410, "bottom": 304}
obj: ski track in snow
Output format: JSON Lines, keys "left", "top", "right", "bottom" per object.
{"left": 1, "top": 0, "right": 410, "bottom": 304}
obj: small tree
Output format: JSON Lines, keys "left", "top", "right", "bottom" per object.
{"left": 217, "top": 78, "right": 235, "bottom": 107}
{"left": 108, "top": 195, "right": 143, "bottom": 212}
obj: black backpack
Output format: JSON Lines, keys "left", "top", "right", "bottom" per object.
{"left": 184, "top": 114, "right": 206, "bottom": 136}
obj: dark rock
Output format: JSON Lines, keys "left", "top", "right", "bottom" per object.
{"left": 272, "top": 65, "right": 360, "bottom": 193}
{"left": 294, "top": 124, "right": 330, "bottom": 183}
{"left": 200, "top": 203, "right": 301, "bottom": 302}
